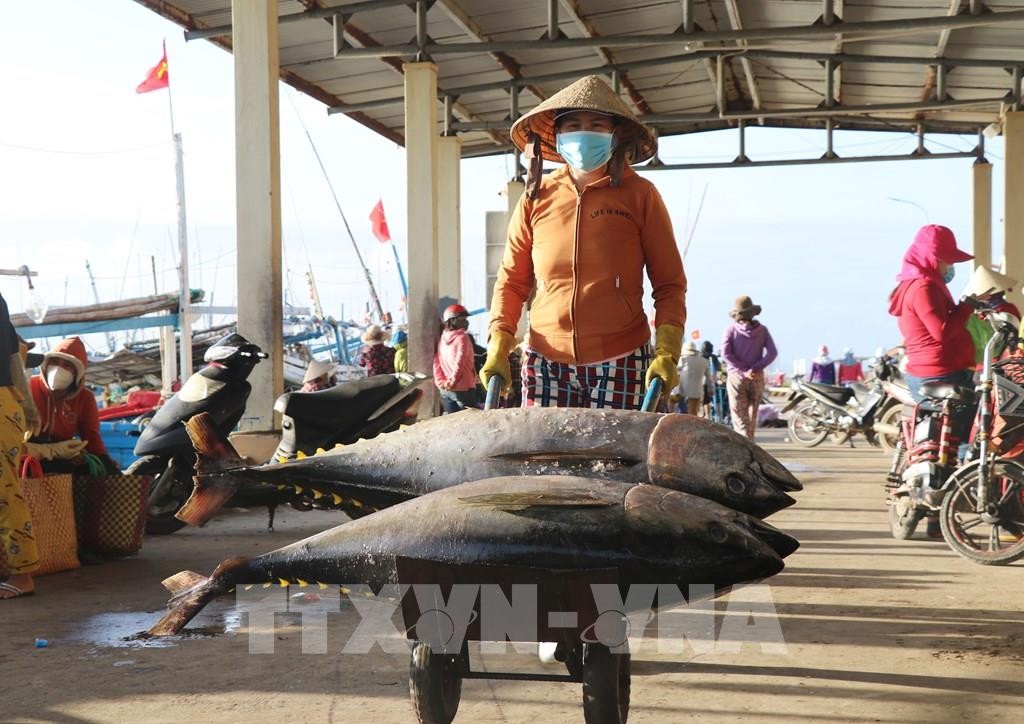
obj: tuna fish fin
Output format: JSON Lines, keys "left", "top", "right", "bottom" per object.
{"left": 458, "top": 490, "right": 618, "bottom": 509}
{"left": 176, "top": 413, "right": 246, "bottom": 528}
{"left": 161, "top": 570, "right": 208, "bottom": 596}
{"left": 149, "top": 558, "right": 247, "bottom": 637}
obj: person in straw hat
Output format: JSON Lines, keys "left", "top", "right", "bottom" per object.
{"left": 356, "top": 324, "right": 395, "bottom": 378}
{"left": 481, "top": 74, "right": 686, "bottom": 410}
{"left": 963, "top": 265, "right": 1021, "bottom": 369}
{"left": 721, "top": 296, "right": 777, "bottom": 440}
{"left": 300, "top": 359, "right": 335, "bottom": 393}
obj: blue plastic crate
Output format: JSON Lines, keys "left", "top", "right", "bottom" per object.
{"left": 99, "top": 419, "right": 144, "bottom": 470}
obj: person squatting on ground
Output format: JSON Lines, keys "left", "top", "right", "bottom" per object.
{"left": 300, "top": 359, "right": 334, "bottom": 393}
{"left": 721, "top": 296, "right": 777, "bottom": 440}
{"left": 356, "top": 325, "right": 396, "bottom": 377}
{"left": 809, "top": 345, "right": 835, "bottom": 385}
{"left": 1, "top": 292, "right": 40, "bottom": 599}
{"left": 482, "top": 75, "right": 686, "bottom": 409}
{"left": 433, "top": 304, "right": 480, "bottom": 414}
{"left": 28, "top": 337, "right": 118, "bottom": 474}
{"left": 673, "top": 340, "right": 712, "bottom": 415}
{"left": 391, "top": 329, "right": 409, "bottom": 374}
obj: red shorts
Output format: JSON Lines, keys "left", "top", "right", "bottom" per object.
{"left": 521, "top": 345, "right": 651, "bottom": 409}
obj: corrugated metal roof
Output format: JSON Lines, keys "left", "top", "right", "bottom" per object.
{"left": 134, "top": 0, "right": 1024, "bottom": 157}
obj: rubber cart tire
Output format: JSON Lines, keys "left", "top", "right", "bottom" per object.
{"left": 409, "top": 640, "right": 463, "bottom": 724}
{"left": 582, "top": 643, "right": 630, "bottom": 724}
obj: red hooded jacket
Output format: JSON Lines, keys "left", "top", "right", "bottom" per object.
{"left": 887, "top": 226, "right": 974, "bottom": 377}
{"left": 29, "top": 336, "right": 108, "bottom": 455}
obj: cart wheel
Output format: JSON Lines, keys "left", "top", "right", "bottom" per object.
{"left": 581, "top": 643, "right": 630, "bottom": 724}
{"left": 409, "top": 641, "right": 463, "bottom": 724}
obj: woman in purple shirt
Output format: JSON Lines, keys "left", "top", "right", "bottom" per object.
{"left": 809, "top": 345, "right": 836, "bottom": 385}
{"left": 721, "top": 296, "right": 778, "bottom": 440}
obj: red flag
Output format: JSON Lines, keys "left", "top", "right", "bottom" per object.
{"left": 369, "top": 198, "right": 391, "bottom": 243}
{"left": 136, "top": 46, "right": 169, "bottom": 94}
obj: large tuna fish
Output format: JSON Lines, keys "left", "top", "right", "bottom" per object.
{"left": 178, "top": 408, "right": 801, "bottom": 527}
{"left": 151, "top": 475, "right": 798, "bottom": 636}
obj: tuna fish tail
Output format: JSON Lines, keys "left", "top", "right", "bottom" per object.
{"left": 176, "top": 412, "right": 246, "bottom": 527}
{"left": 148, "top": 557, "right": 250, "bottom": 636}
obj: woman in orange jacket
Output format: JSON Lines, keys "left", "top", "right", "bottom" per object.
{"left": 482, "top": 75, "right": 686, "bottom": 409}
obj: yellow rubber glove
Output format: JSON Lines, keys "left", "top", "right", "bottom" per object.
{"left": 27, "top": 439, "right": 87, "bottom": 461}
{"left": 480, "top": 330, "right": 515, "bottom": 394}
{"left": 646, "top": 324, "right": 683, "bottom": 394}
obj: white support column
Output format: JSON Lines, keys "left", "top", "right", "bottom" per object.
{"left": 972, "top": 158, "right": 992, "bottom": 271}
{"left": 1006, "top": 112, "right": 1024, "bottom": 310}
{"left": 233, "top": 0, "right": 283, "bottom": 432}
{"left": 437, "top": 136, "right": 462, "bottom": 302}
{"left": 405, "top": 62, "right": 440, "bottom": 417}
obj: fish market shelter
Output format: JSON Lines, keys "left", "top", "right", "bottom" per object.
{"left": 136, "top": 0, "right": 1024, "bottom": 431}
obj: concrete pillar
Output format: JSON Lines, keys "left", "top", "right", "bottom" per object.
{"left": 233, "top": 0, "right": 283, "bottom": 432}
{"left": 972, "top": 159, "right": 992, "bottom": 271}
{"left": 1006, "top": 112, "right": 1024, "bottom": 310}
{"left": 405, "top": 62, "right": 440, "bottom": 417}
{"left": 437, "top": 136, "right": 462, "bottom": 303}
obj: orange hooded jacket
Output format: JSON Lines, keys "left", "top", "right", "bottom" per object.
{"left": 489, "top": 164, "right": 686, "bottom": 365}
{"left": 29, "top": 336, "right": 108, "bottom": 455}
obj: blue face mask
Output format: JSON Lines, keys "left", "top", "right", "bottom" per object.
{"left": 556, "top": 131, "right": 614, "bottom": 172}
{"left": 943, "top": 266, "right": 956, "bottom": 284}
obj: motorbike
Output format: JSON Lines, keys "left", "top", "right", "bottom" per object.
{"left": 127, "top": 333, "right": 426, "bottom": 534}
{"left": 886, "top": 308, "right": 1024, "bottom": 564}
{"left": 782, "top": 371, "right": 886, "bottom": 448}
{"left": 869, "top": 356, "right": 914, "bottom": 453}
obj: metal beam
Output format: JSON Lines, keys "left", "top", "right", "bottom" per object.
{"left": 325, "top": 47, "right": 1024, "bottom": 113}
{"left": 184, "top": 0, "right": 411, "bottom": 40}
{"left": 641, "top": 149, "right": 979, "bottom": 172}
{"left": 435, "top": 0, "right": 546, "bottom": 104}
{"left": 329, "top": 8, "right": 1024, "bottom": 57}
{"left": 558, "top": 0, "right": 652, "bottom": 115}
{"left": 921, "top": 0, "right": 965, "bottom": 102}
{"left": 722, "top": 0, "right": 763, "bottom": 122}
{"left": 676, "top": 0, "right": 724, "bottom": 113}
{"left": 296, "top": 0, "right": 504, "bottom": 144}
{"left": 450, "top": 96, "right": 1005, "bottom": 130}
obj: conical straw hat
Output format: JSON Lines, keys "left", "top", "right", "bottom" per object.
{"left": 510, "top": 75, "right": 657, "bottom": 164}
{"left": 963, "top": 265, "right": 1018, "bottom": 298}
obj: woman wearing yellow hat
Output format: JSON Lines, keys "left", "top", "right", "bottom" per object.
{"left": 481, "top": 75, "right": 686, "bottom": 409}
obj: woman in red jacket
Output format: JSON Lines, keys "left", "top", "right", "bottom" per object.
{"left": 887, "top": 225, "right": 975, "bottom": 398}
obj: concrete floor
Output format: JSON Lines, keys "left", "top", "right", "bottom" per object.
{"left": 1, "top": 429, "right": 1022, "bottom": 723}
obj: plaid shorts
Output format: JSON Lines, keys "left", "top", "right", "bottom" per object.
{"left": 521, "top": 345, "right": 651, "bottom": 409}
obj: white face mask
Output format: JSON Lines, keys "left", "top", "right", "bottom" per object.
{"left": 46, "top": 366, "right": 75, "bottom": 392}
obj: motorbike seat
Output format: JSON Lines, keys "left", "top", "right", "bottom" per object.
{"left": 275, "top": 375, "right": 402, "bottom": 426}
{"left": 920, "top": 384, "right": 973, "bottom": 402}
{"left": 805, "top": 382, "right": 855, "bottom": 404}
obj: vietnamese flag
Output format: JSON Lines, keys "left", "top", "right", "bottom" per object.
{"left": 136, "top": 45, "right": 170, "bottom": 94}
{"left": 369, "top": 198, "right": 391, "bottom": 243}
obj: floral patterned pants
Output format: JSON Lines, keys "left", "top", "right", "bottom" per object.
{"left": 0, "top": 387, "right": 37, "bottom": 576}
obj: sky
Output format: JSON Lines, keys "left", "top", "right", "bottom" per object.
{"left": 0, "top": 1, "right": 1011, "bottom": 373}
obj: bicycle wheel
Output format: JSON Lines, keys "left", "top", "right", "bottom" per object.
{"left": 939, "top": 459, "right": 1024, "bottom": 565}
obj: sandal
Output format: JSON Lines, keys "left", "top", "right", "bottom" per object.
{"left": 0, "top": 581, "right": 34, "bottom": 599}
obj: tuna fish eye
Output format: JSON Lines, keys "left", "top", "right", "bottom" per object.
{"left": 726, "top": 476, "right": 746, "bottom": 495}
{"left": 709, "top": 525, "right": 728, "bottom": 544}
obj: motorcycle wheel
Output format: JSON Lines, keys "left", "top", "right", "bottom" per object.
{"left": 888, "top": 496, "right": 923, "bottom": 539}
{"left": 940, "top": 459, "right": 1024, "bottom": 565}
{"left": 125, "top": 455, "right": 189, "bottom": 535}
{"left": 787, "top": 401, "right": 829, "bottom": 447}
{"left": 877, "top": 404, "right": 903, "bottom": 453}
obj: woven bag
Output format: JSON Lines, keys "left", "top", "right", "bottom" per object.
{"left": 20, "top": 456, "right": 80, "bottom": 576}
{"left": 73, "top": 454, "right": 150, "bottom": 557}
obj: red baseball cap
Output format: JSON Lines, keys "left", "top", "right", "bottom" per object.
{"left": 915, "top": 224, "right": 973, "bottom": 264}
